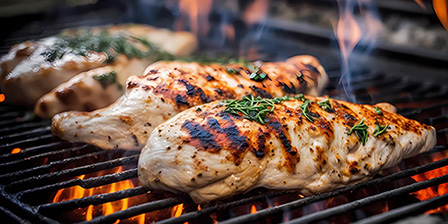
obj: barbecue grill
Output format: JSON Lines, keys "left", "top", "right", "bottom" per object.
{"left": 1, "top": 0, "right": 447, "bottom": 223}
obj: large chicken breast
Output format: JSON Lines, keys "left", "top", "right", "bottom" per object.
{"left": 0, "top": 24, "right": 197, "bottom": 107}
{"left": 138, "top": 96, "right": 436, "bottom": 203}
{"left": 52, "top": 56, "right": 328, "bottom": 150}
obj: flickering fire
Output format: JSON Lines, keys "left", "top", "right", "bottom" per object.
{"left": 11, "top": 147, "right": 21, "bottom": 154}
{"left": 52, "top": 166, "right": 146, "bottom": 223}
{"left": 433, "top": 0, "right": 448, "bottom": 30}
{"left": 177, "top": 0, "right": 212, "bottom": 37}
{"left": 242, "top": 0, "right": 269, "bottom": 26}
{"left": 0, "top": 93, "right": 5, "bottom": 103}
{"left": 171, "top": 203, "right": 184, "bottom": 217}
{"left": 250, "top": 204, "right": 257, "bottom": 214}
{"left": 411, "top": 151, "right": 448, "bottom": 213}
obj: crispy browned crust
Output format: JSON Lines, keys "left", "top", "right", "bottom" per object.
{"left": 166, "top": 96, "right": 433, "bottom": 173}
{"left": 128, "top": 59, "right": 324, "bottom": 111}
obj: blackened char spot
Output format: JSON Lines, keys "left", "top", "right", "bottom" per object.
{"left": 179, "top": 79, "right": 196, "bottom": 96}
{"left": 131, "top": 134, "right": 139, "bottom": 146}
{"left": 215, "top": 88, "right": 224, "bottom": 95}
{"left": 197, "top": 88, "right": 211, "bottom": 103}
{"left": 278, "top": 82, "right": 297, "bottom": 94}
{"left": 296, "top": 73, "right": 306, "bottom": 84}
{"left": 207, "top": 117, "right": 248, "bottom": 152}
{"left": 127, "top": 81, "right": 139, "bottom": 89}
{"left": 183, "top": 121, "right": 219, "bottom": 150}
{"left": 306, "top": 64, "right": 319, "bottom": 73}
{"left": 175, "top": 95, "right": 189, "bottom": 106}
{"left": 206, "top": 75, "right": 215, "bottom": 81}
{"left": 256, "top": 130, "right": 266, "bottom": 158}
{"left": 268, "top": 121, "right": 296, "bottom": 155}
{"left": 250, "top": 85, "right": 272, "bottom": 98}
{"left": 343, "top": 113, "right": 357, "bottom": 121}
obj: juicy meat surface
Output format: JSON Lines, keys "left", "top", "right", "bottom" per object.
{"left": 138, "top": 97, "right": 436, "bottom": 203}
{"left": 52, "top": 56, "right": 328, "bottom": 150}
{"left": 0, "top": 24, "right": 197, "bottom": 107}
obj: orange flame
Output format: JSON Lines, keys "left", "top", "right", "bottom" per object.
{"left": 433, "top": 0, "right": 448, "bottom": 30}
{"left": 415, "top": 0, "right": 427, "bottom": 10}
{"left": 52, "top": 166, "right": 145, "bottom": 223}
{"left": 411, "top": 151, "right": 448, "bottom": 213}
{"left": 178, "top": 0, "right": 213, "bottom": 37}
{"left": 250, "top": 205, "right": 257, "bottom": 214}
{"left": 11, "top": 148, "right": 21, "bottom": 154}
{"left": 242, "top": 0, "right": 270, "bottom": 26}
{"left": 0, "top": 93, "right": 5, "bottom": 103}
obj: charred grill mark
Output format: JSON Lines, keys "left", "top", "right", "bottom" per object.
{"left": 197, "top": 88, "right": 211, "bottom": 103}
{"left": 127, "top": 81, "right": 139, "bottom": 89}
{"left": 296, "top": 72, "right": 306, "bottom": 84}
{"left": 255, "top": 130, "right": 267, "bottom": 158}
{"left": 175, "top": 95, "right": 189, "bottom": 106}
{"left": 206, "top": 75, "right": 215, "bottom": 81}
{"left": 207, "top": 117, "right": 248, "bottom": 152}
{"left": 250, "top": 85, "right": 273, "bottom": 98}
{"left": 147, "top": 69, "right": 158, "bottom": 74}
{"left": 179, "top": 79, "right": 196, "bottom": 96}
{"left": 132, "top": 134, "right": 139, "bottom": 146}
{"left": 278, "top": 81, "right": 297, "bottom": 94}
{"left": 268, "top": 121, "right": 296, "bottom": 156}
{"left": 305, "top": 64, "right": 319, "bottom": 73}
{"left": 146, "top": 76, "right": 159, "bottom": 81}
{"left": 183, "top": 120, "right": 220, "bottom": 151}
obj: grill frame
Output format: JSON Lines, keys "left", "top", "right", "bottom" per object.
{"left": 1, "top": 1, "right": 448, "bottom": 223}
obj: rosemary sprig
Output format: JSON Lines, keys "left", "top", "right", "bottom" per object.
{"left": 347, "top": 119, "right": 369, "bottom": 145}
{"left": 248, "top": 64, "right": 268, "bottom": 82}
{"left": 318, "top": 99, "right": 332, "bottom": 112}
{"left": 373, "top": 124, "right": 389, "bottom": 137}
{"left": 223, "top": 95, "right": 304, "bottom": 124}
{"left": 299, "top": 100, "right": 314, "bottom": 122}
{"left": 374, "top": 107, "right": 383, "bottom": 115}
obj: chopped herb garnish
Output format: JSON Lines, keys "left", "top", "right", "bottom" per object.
{"left": 41, "top": 30, "right": 172, "bottom": 63}
{"left": 248, "top": 64, "right": 268, "bottom": 82}
{"left": 225, "top": 67, "right": 240, "bottom": 75}
{"left": 93, "top": 71, "right": 121, "bottom": 89}
{"left": 373, "top": 124, "right": 389, "bottom": 137}
{"left": 374, "top": 107, "right": 383, "bottom": 115}
{"left": 223, "top": 95, "right": 298, "bottom": 124}
{"left": 318, "top": 99, "right": 332, "bottom": 112}
{"left": 295, "top": 94, "right": 306, "bottom": 101}
{"left": 347, "top": 119, "right": 369, "bottom": 145}
{"left": 299, "top": 100, "right": 315, "bottom": 122}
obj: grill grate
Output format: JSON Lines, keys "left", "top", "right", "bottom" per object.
{"left": 0, "top": 70, "right": 447, "bottom": 223}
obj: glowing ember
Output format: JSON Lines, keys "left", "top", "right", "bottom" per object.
{"left": 414, "top": 0, "right": 427, "bottom": 10}
{"left": 52, "top": 166, "right": 146, "bottom": 223}
{"left": 433, "top": 0, "right": 448, "bottom": 30}
{"left": 11, "top": 148, "right": 21, "bottom": 154}
{"left": 0, "top": 93, "right": 5, "bottom": 103}
{"left": 250, "top": 205, "right": 257, "bottom": 214}
{"left": 411, "top": 151, "right": 448, "bottom": 213}
{"left": 172, "top": 203, "right": 184, "bottom": 217}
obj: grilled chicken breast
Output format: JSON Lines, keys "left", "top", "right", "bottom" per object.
{"left": 52, "top": 56, "right": 329, "bottom": 150}
{"left": 0, "top": 24, "right": 197, "bottom": 107}
{"left": 138, "top": 97, "right": 436, "bottom": 203}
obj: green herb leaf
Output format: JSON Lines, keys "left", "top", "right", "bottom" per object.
{"left": 347, "top": 119, "right": 369, "bottom": 145}
{"left": 225, "top": 67, "right": 240, "bottom": 75}
{"left": 374, "top": 107, "right": 383, "bottom": 115}
{"left": 223, "top": 95, "right": 293, "bottom": 124}
{"left": 318, "top": 99, "right": 332, "bottom": 112}
{"left": 41, "top": 29, "right": 172, "bottom": 63}
{"left": 373, "top": 124, "right": 389, "bottom": 137}
{"left": 299, "top": 100, "right": 314, "bottom": 122}
{"left": 294, "top": 94, "right": 306, "bottom": 101}
{"left": 247, "top": 65, "right": 268, "bottom": 82}
{"left": 92, "top": 71, "right": 121, "bottom": 89}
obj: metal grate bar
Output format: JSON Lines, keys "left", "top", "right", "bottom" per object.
{"left": 80, "top": 196, "right": 189, "bottom": 224}
{"left": 0, "top": 111, "right": 27, "bottom": 120}
{"left": 18, "top": 168, "right": 138, "bottom": 199}
{"left": 38, "top": 186, "right": 148, "bottom": 213}
{"left": 0, "top": 142, "right": 73, "bottom": 165}
{"left": 0, "top": 148, "right": 108, "bottom": 183}
{"left": 0, "top": 205, "right": 32, "bottom": 224}
{"left": 0, "top": 127, "right": 52, "bottom": 145}
{"left": 285, "top": 175, "right": 448, "bottom": 224}
{"left": 0, "top": 133, "right": 57, "bottom": 150}
{"left": 0, "top": 121, "right": 50, "bottom": 136}
{"left": 353, "top": 193, "right": 448, "bottom": 224}
{"left": 218, "top": 156, "right": 448, "bottom": 224}
{"left": 6, "top": 155, "right": 139, "bottom": 193}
